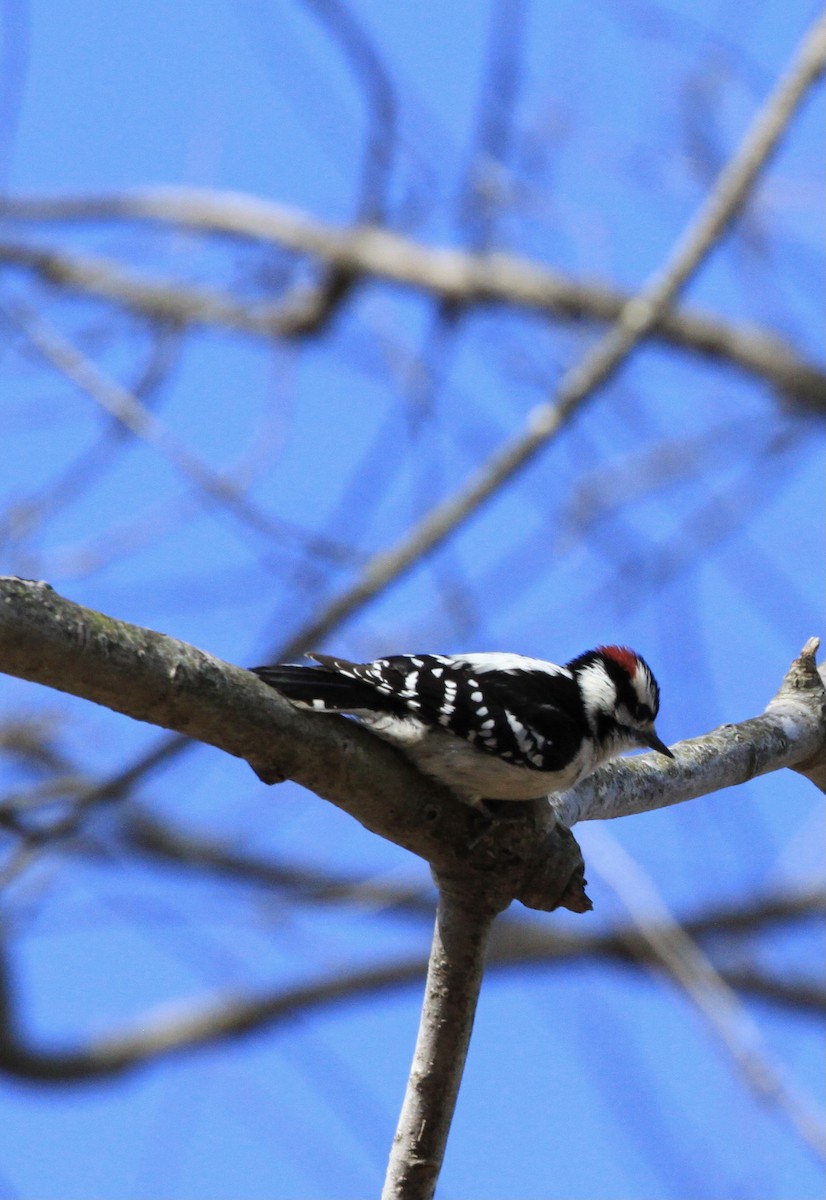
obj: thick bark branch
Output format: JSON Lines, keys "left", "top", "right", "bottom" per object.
{"left": 1, "top": 578, "right": 823, "bottom": 884}
{"left": 0, "top": 576, "right": 587, "bottom": 913}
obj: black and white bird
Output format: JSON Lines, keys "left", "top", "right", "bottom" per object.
{"left": 252, "top": 646, "right": 673, "bottom": 807}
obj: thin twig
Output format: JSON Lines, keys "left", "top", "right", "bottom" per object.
{"left": 122, "top": 807, "right": 826, "bottom": 941}
{"left": 298, "top": 0, "right": 397, "bottom": 222}
{"left": 586, "top": 827, "right": 826, "bottom": 1161}
{"left": 0, "top": 900, "right": 820, "bottom": 1083}
{"left": 4, "top": 301, "right": 357, "bottom": 567}
{"left": 247, "top": 9, "right": 826, "bottom": 649}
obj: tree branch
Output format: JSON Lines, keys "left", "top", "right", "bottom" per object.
{"left": 0, "top": 576, "right": 587, "bottom": 913}
{"left": 382, "top": 881, "right": 501, "bottom": 1200}
{"left": 4, "top": 301, "right": 356, "bottom": 565}
{"left": 123, "top": 808, "right": 825, "bottom": 943}
{"left": 552, "top": 638, "right": 825, "bottom": 825}
{"left": 1, "top": 578, "right": 823, "bottom": 872}
{"left": 583, "top": 826, "right": 826, "bottom": 1159}
{"left": 2, "top": 17, "right": 825, "bottom": 417}
{"left": 0, "top": 890, "right": 819, "bottom": 1084}
{"left": 195, "top": 11, "right": 826, "bottom": 656}
{"left": 2, "top": 215, "right": 823, "bottom": 410}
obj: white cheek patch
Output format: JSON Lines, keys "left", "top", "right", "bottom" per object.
{"left": 577, "top": 662, "right": 617, "bottom": 717}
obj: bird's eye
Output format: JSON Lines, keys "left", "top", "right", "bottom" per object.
{"left": 636, "top": 704, "right": 653, "bottom": 722}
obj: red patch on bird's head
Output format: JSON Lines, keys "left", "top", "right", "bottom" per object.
{"left": 597, "top": 645, "right": 639, "bottom": 677}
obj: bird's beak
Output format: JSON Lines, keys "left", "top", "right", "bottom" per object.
{"left": 637, "top": 727, "right": 675, "bottom": 759}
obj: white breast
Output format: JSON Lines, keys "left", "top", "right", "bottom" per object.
{"left": 360, "top": 712, "right": 597, "bottom": 803}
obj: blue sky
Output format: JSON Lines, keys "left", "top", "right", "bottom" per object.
{"left": 0, "top": 0, "right": 824, "bottom": 1197}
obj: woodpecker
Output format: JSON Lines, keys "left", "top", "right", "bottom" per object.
{"left": 252, "top": 646, "right": 673, "bottom": 807}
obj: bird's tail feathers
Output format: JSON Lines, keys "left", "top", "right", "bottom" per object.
{"left": 250, "top": 664, "right": 387, "bottom": 712}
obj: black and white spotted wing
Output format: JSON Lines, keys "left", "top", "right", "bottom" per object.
{"left": 253, "top": 653, "right": 586, "bottom": 774}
